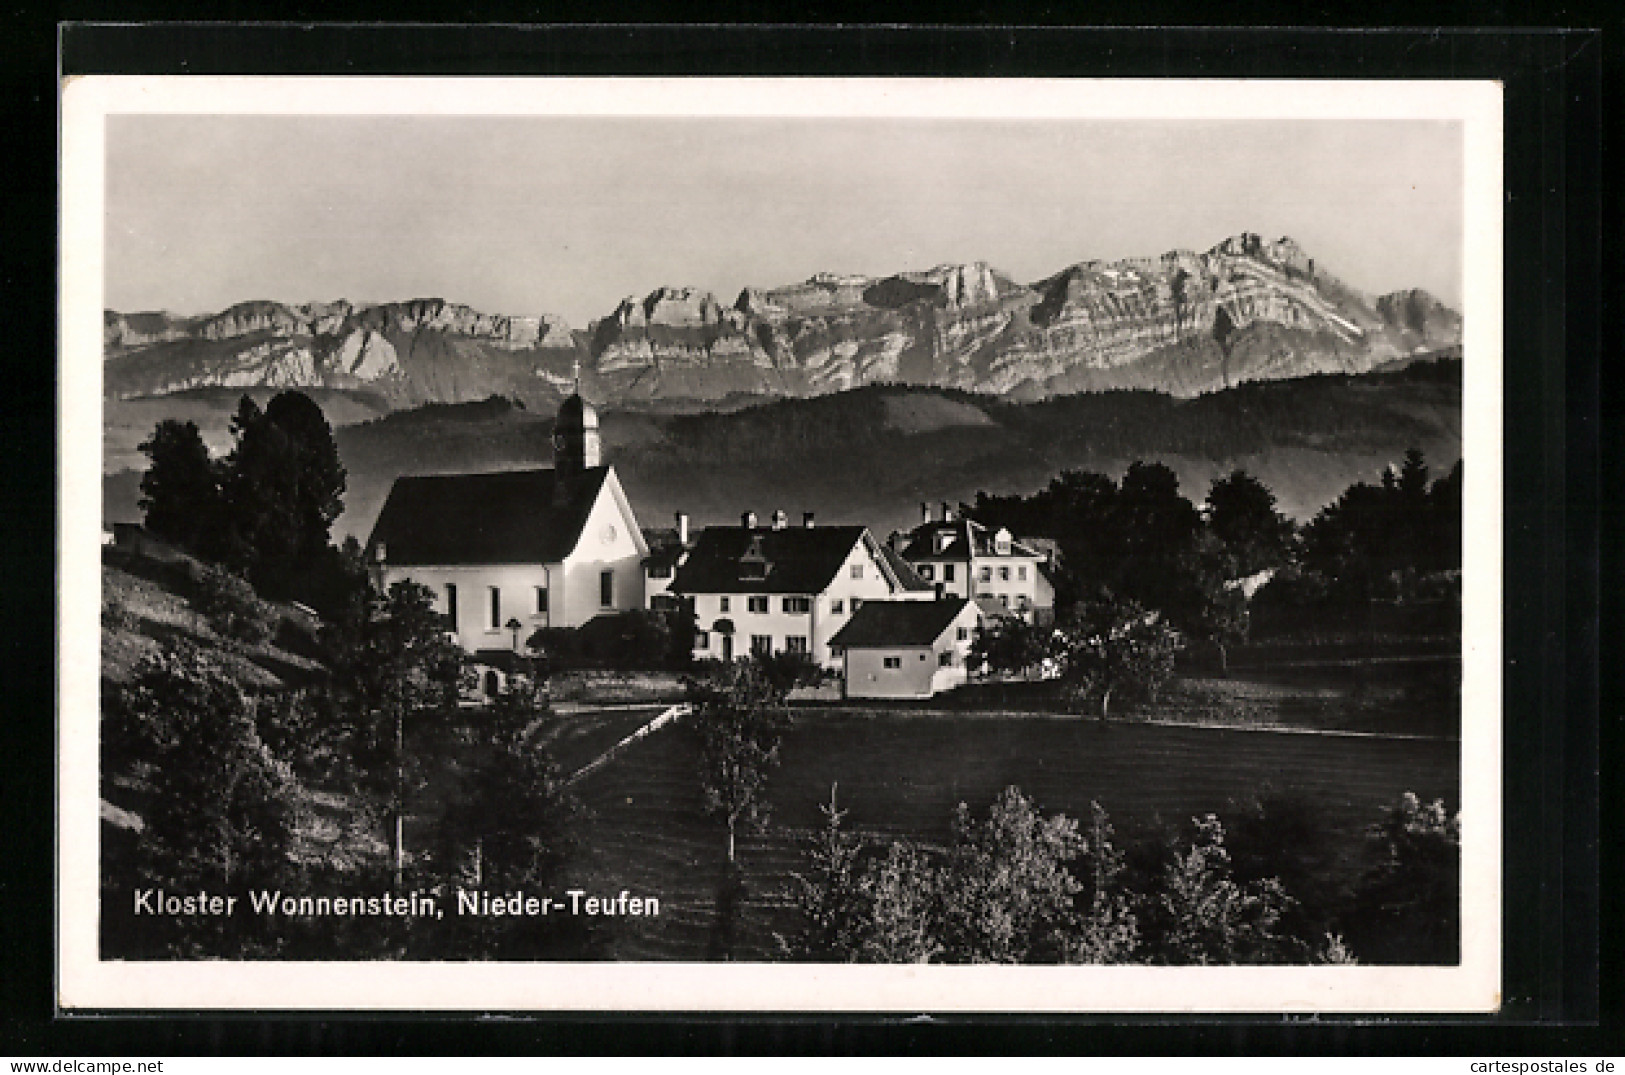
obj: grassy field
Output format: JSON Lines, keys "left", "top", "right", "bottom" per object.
{"left": 568, "top": 711, "right": 1460, "bottom": 962}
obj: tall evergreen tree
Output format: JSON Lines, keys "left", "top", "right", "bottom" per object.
{"left": 220, "top": 391, "right": 347, "bottom": 588}
{"left": 137, "top": 419, "right": 223, "bottom": 554}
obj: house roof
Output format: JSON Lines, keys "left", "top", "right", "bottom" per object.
{"left": 641, "top": 527, "right": 687, "bottom": 571}
{"left": 829, "top": 597, "right": 977, "bottom": 649}
{"left": 898, "top": 517, "right": 1044, "bottom": 561}
{"left": 670, "top": 525, "right": 877, "bottom": 595}
{"left": 974, "top": 595, "right": 1016, "bottom": 621}
{"left": 368, "top": 466, "right": 609, "bottom": 566}
{"left": 879, "top": 544, "right": 934, "bottom": 592}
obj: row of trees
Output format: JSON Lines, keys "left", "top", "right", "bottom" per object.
{"left": 778, "top": 785, "right": 1459, "bottom": 966}
{"left": 967, "top": 451, "right": 1462, "bottom": 673}
{"left": 138, "top": 392, "right": 361, "bottom": 610}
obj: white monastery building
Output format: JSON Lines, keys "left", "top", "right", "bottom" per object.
{"left": 365, "top": 393, "right": 648, "bottom": 662}
{"left": 895, "top": 503, "right": 1056, "bottom": 624}
{"left": 829, "top": 596, "right": 984, "bottom": 700}
{"left": 668, "top": 510, "right": 933, "bottom": 668}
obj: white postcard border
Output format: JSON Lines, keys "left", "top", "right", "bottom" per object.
{"left": 59, "top": 75, "right": 1503, "bottom": 1012}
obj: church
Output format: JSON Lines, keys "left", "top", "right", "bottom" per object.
{"left": 365, "top": 391, "right": 649, "bottom": 673}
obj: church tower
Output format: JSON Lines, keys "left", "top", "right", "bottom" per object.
{"left": 553, "top": 390, "right": 601, "bottom": 476}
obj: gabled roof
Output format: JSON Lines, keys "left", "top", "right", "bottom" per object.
{"left": 878, "top": 544, "right": 934, "bottom": 592}
{"left": 641, "top": 527, "right": 688, "bottom": 571}
{"left": 368, "top": 467, "right": 610, "bottom": 566}
{"left": 898, "top": 516, "right": 1045, "bottom": 561}
{"left": 829, "top": 597, "right": 977, "bottom": 649}
{"left": 670, "top": 525, "right": 873, "bottom": 595}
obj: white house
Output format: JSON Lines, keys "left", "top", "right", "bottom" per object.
{"left": 642, "top": 511, "right": 693, "bottom": 613}
{"left": 896, "top": 504, "right": 1056, "bottom": 624}
{"left": 669, "top": 510, "right": 933, "bottom": 669}
{"left": 365, "top": 393, "right": 648, "bottom": 686}
{"left": 828, "top": 596, "right": 983, "bottom": 699}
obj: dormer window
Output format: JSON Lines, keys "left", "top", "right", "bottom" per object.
{"left": 994, "top": 527, "right": 1012, "bottom": 555}
{"left": 934, "top": 531, "right": 953, "bottom": 554}
{"left": 740, "top": 534, "right": 770, "bottom": 579}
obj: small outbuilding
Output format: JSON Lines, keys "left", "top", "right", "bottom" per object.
{"left": 828, "top": 596, "right": 982, "bottom": 700}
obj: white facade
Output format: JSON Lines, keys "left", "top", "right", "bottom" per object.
{"left": 839, "top": 601, "right": 983, "bottom": 700}
{"left": 689, "top": 535, "right": 928, "bottom": 669}
{"left": 904, "top": 523, "right": 1055, "bottom": 623}
{"left": 378, "top": 470, "right": 647, "bottom": 653}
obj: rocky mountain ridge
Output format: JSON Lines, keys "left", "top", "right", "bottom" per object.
{"left": 105, "top": 233, "right": 1461, "bottom": 407}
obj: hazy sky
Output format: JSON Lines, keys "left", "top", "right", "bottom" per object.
{"left": 105, "top": 115, "right": 1463, "bottom": 325}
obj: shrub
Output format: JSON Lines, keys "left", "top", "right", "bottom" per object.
{"left": 1342, "top": 792, "right": 1460, "bottom": 964}
{"left": 529, "top": 609, "right": 691, "bottom": 671}
{"left": 193, "top": 563, "right": 271, "bottom": 646}
{"left": 102, "top": 593, "right": 138, "bottom": 634}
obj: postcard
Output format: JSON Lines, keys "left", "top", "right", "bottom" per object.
{"left": 59, "top": 74, "right": 1502, "bottom": 1011}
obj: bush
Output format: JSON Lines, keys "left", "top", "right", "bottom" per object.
{"left": 102, "top": 593, "right": 138, "bottom": 634}
{"left": 1342, "top": 792, "right": 1460, "bottom": 964}
{"left": 529, "top": 609, "right": 691, "bottom": 671}
{"left": 193, "top": 563, "right": 272, "bottom": 646}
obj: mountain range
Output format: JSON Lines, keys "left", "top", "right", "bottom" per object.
{"left": 104, "top": 233, "right": 1461, "bottom": 409}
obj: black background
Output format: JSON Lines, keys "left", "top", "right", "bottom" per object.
{"left": 3, "top": 16, "right": 1613, "bottom": 1057}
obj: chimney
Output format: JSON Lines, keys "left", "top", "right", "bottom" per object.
{"left": 772, "top": 509, "right": 788, "bottom": 531}
{"left": 941, "top": 501, "right": 954, "bottom": 523}
{"left": 675, "top": 511, "right": 689, "bottom": 547}
{"left": 803, "top": 511, "right": 815, "bottom": 529}
{"left": 742, "top": 510, "right": 757, "bottom": 530}
{"left": 921, "top": 501, "right": 931, "bottom": 524}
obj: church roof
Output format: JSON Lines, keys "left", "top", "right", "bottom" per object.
{"left": 671, "top": 525, "right": 875, "bottom": 595}
{"left": 556, "top": 392, "right": 599, "bottom": 430}
{"left": 367, "top": 467, "right": 609, "bottom": 566}
{"left": 829, "top": 597, "right": 977, "bottom": 649}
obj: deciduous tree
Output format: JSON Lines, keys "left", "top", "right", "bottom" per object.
{"left": 1151, "top": 814, "right": 1294, "bottom": 964}
{"left": 1204, "top": 469, "right": 1294, "bottom": 576}
{"left": 685, "top": 659, "right": 786, "bottom": 863}
{"left": 937, "top": 787, "right": 1086, "bottom": 963}
{"left": 1053, "top": 595, "right": 1181, "bottom": 720}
